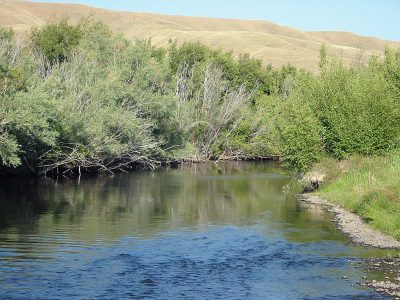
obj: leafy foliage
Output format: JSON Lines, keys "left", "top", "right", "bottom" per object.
{"left": 31, "top": 19, "right": 82, "bottom": 64}
{"left": 1, "top": 21, "right": 400, "bottom": 175}
{"left": 265, "top": 94, "right": 322, "bottom": 172}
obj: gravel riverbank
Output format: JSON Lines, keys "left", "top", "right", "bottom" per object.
{"left": 300, "top": 194, "right": 400, "bottom": 299}
{"left": 300, "top": 194, "right": 400, "bottom": 249}
{"left": 358, "top": 258, "right": 400, "bottom": 299}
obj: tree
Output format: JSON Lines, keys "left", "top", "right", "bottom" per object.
{"left": 31, "top": 19, "right": 82, "bottom": 64}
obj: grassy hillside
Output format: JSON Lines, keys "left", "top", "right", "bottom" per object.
{"left": 1, "top": 0, "right": 399, "bottom": 71}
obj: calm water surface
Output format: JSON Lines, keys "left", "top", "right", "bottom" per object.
{"left": 0, "top": 162, "right": 396, "bottom": 299}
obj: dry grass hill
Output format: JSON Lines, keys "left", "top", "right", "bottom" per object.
{"left": 1, "top": 0, "right": 399, "bottom": 71}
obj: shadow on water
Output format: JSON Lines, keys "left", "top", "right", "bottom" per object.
{"left": 0, "top": 161, "right": 396, "bottom": 299}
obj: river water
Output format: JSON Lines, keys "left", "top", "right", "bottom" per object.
{"left": 0, "top": 162, "right": 395, "bottom": 299}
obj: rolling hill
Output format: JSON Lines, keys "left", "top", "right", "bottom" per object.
{"left": 1, "top": 0, "right": 399, "bottom": 71}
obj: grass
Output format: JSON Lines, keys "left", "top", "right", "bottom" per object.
{"left": 314, "top": 151, "right": 400, "bottom": 240}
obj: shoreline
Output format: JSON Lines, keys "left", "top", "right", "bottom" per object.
{"left": 299, "top": 194, "right": 400, "bottom": 249}
{"left": 0, "top": 156, "right": 281, "bottom": 179}
{"left": 300, "top": 194, "right": 400, "bottom": 299}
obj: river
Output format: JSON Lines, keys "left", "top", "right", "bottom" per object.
{"left": 0, "top": 161, "right": 395, "bottom": 299}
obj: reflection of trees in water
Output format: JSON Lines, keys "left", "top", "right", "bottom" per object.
{"left": 0, "top": 162, "right": 340, "bottom": 244}
{"left": 174, "top": 161, "right": 287, "bottom": 177}
{"left": 0, "top": 177, "right": 55, "bottom": 230}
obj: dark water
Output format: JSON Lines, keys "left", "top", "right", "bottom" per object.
{"left": 0, "top": 162, "right": 396, "bottom": 299}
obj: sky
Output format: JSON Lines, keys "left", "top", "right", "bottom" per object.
{"left": 31, "top": 0, "right": 400, "bottom": 41}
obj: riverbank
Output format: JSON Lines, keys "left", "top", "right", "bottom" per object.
{"left": 301, "top": 151, "right": 400, "bottom": 241}
{"left": 300, "top": 153, "right": 400, "bottom": 298}
{"left": 360, "top": 257, "right": 400, "bottom": 299}
{"left": 0, "top": 156, "right": 276, "bottom": 178}
{"left": 300, "top": 193, "right": 400, "bottom": 298}
{"left": 300, "top": 194, "right": 400, "bottom": 249}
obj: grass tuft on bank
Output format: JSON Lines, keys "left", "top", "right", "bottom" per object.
{"left": 315, "top": 152, "right": 400, "bottom": 240}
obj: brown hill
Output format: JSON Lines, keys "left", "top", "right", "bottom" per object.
{"left": 1, "top": 0, "right": 399, "bottom": 71}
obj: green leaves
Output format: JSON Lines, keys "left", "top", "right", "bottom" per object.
{"left": 255, "top": 47, "right": 400, "bottom": 172}
{"left": 31, "top": 19, "right": 82, "bottom": 64}
{"left": 1, "top": 19, "right": 400, "bottom": 175}
{"left": 263, "top": 93, "right": 323, "bottom": 172}
{"left": 0, "top": 129, "right": 20, "bottom": 167}
{"left": 314, "top": 61, "right": 400, "bottom": 159}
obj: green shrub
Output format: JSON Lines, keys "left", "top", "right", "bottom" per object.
{"left": 169, "top": 41, "right": 209, "bottom": 73}
{"left": 314, "top": 61, "right": 400, "bottom": 158}
{"left": 266, "top": 93, "right": 323, "bottom": 172}
{"left": 383, "top": 47, "right": 400, "bottom": 96}
{"left": 31, "top": 19, "right": 82, "bottom": 64}
{"left": 1, "top": 19, "right": 400, "bottom": 175}
{"left": 0, "top": 129, "right": 20, "bottom": 167}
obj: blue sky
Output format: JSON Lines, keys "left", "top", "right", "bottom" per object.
{"left": 31, "top": 0, "right": 400, "bottom": 41}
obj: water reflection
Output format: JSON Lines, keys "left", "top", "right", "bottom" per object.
{"left": 0, "top": 162, "right": 326, "bottom": 241}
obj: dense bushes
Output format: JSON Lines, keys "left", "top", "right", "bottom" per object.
{"left": 314, "top": 60, "right": 400, "bottom": 158}
{"left": 0, "top": 19, "right": 400, "bottom": 175}
{"left": 1, "top": 22, "right": 160, "bottom": 175}
{"left": 0, "top": 20, "right": 280, "bottom": 175}
{"left": 31, "top": 19, "right": 82, "bottom": 64}
{"left": 260, "top": 49, "right": 400, "bottom": 172}
{"left": 263, "top": 94, "right": 323, "bottom": 172}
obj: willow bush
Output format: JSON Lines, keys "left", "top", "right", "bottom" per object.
{"left": 312, "top": 60, "right": 400, "bottom": 159}
{"left": 1, "top": 20, "right": 400, "bottom": 175}
{"left": 0, "top": 20, "right": 279, "bottom": 175}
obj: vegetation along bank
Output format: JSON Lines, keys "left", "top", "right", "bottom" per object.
{"left": 1, "top": 19, "right": 400, "bottom": 241}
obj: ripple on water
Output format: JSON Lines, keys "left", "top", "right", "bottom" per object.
{"left": 4, "top": 226, "right": 384, "bottom": 299}
{"left": 0, "top": 229, "right": 391, "bottom": 299}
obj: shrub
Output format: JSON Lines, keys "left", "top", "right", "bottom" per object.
{"left": 265, "top": 93, "right": 323, "bottom": 172}
{"left": 31, "top": 19, "right": 82, "bottom": 64}
{"left": 1, "top": 19, "right": 400, "bottom": 176}
{"left": 314, "top": 61, "right": 400, "bottom": 158}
